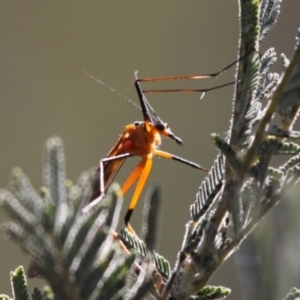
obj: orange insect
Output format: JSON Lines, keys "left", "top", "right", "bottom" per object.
{"left": 83, "top": 59, "right": 238, "bottom": 228}
{"left": 82, "top": 75, "right": 209, "bottom": 227}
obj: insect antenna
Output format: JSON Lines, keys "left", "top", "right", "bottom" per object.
{"left": 84, "top": 71, "right": 142, "bottom": 112}
{"left": 84, "top": 70, "right": 160, "bottom": 122}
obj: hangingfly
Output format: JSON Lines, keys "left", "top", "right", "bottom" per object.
{"left": 82, "top": 73, "right": 209, "bottom": 230}
{"left": 83, "top": 57, "right": 240, "bottom": 230}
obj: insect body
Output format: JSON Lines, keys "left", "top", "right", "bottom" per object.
{"left": 82, "top": 77, "right": 208, "bottom": 227}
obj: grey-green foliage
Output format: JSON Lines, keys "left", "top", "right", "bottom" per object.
{"left": 283, "top": 287, "right": 300, "bottom": 300}
{"left": 0, "top": 137, "right": 153, "bottom": 300}
{"left": 0, "top": 296, "right": 13, "bottom": 300}
{"left": 10, "top": 265, "right": 30, "bottom": 300}
{"left": 170, "top": 0, "right": 300, "bottom": 298}
{"left": 190, "top": 0, "right": 282, "bottom": 222}
{"left": 0, "top": 267, "right": 231, "bottom": 300}
{"left": 0, "top": 266, "right": 54, "bottom": 300}
{"left": 0, "top": 137, "right": 229, "bottom": 300}
{"left": 188, "top": 286, "right": 231, "bottom": 300}
{"left": 259, "top": 0, "right": 282, "bottom": 41}
{"left": 120, "top": 227, "right": 171, "bottom": 279}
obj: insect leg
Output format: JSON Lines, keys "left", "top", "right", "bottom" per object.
{"left": 82, "top": 153, "right": 132, "bottom": 213}
{"left": 124, "top": 155, "right": 153, "bottom": 226}
{"left": 138, "top": 51, "right": 252, "bottom": 84}
{"left": 154, "top": 149, "right": 209, "bottom": 172}
{"left": 138, "top": 51, "right": 253, "bottom": 95}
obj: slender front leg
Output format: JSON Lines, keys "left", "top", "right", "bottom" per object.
{"left": 154, "top": 149, "right": 208, "bottom": 172}
{"left": 82, "top": 153, "right": 132, "bottom": 213}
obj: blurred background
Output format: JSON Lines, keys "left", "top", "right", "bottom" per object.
{"left": 0, "top": 1, "right": 300, "bottom": 298}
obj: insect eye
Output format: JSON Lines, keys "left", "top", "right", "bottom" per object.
{"left": 155, "top": 122, "right": 165, "bottom": 131}
{"left": 134, "top": 121, "right": 142, "bottom": 126}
